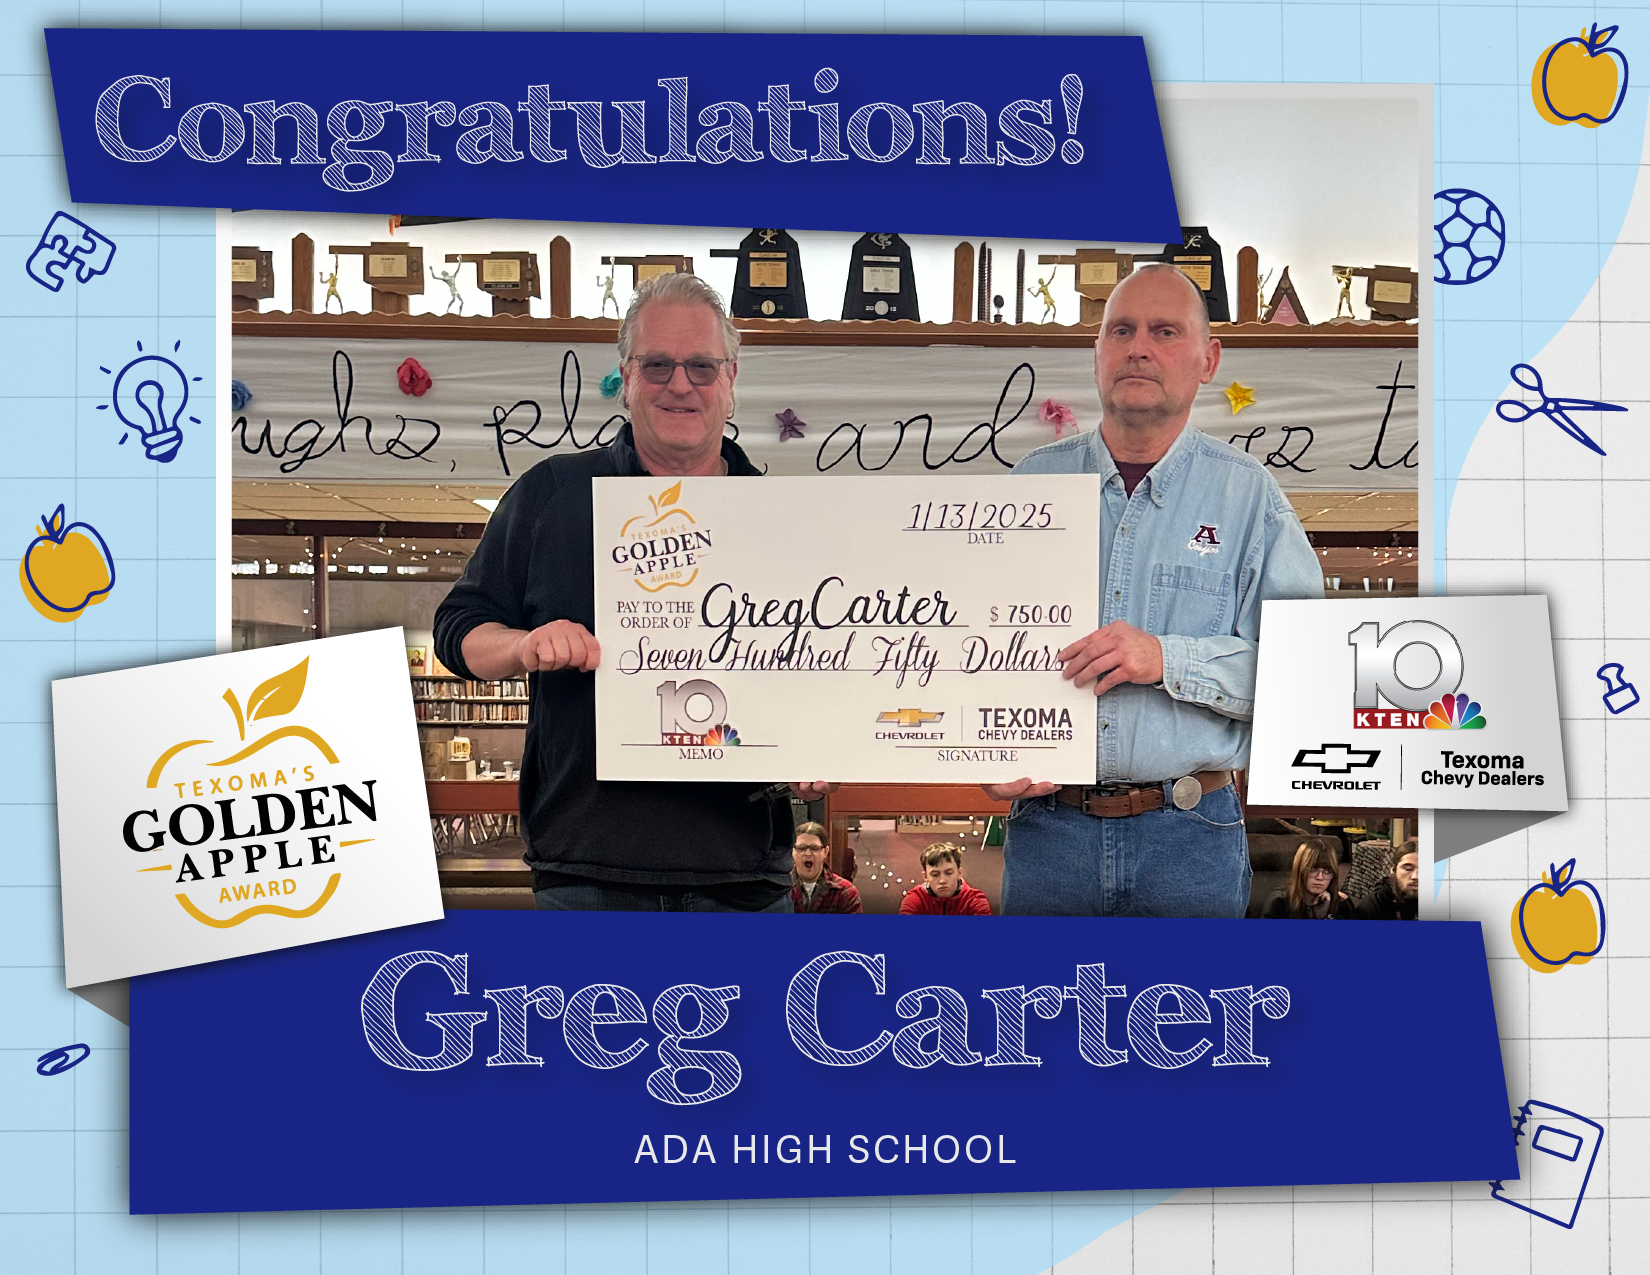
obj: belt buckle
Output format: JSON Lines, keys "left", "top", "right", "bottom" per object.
{"left": 1171, "top": 775, "right": 1203, "bottom": 810}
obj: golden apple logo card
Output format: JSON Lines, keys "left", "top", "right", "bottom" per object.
{"left": 51, "top": 628, "right": 443, "bottom": 988}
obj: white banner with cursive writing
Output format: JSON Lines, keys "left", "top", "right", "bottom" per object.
{"left": 231, "top": 337, "right": 1418, "bottom": 490}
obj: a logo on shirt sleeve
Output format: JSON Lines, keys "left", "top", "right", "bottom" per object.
{"left": 1188, "top": 524, "right": 1222, "bottom": 555}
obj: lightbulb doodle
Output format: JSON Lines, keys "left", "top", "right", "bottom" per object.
{"left": 19, "top": 504, "right": 115, "bottom": 623}
{"left": 97, "top": 339, "right": 202, "bottom": 463}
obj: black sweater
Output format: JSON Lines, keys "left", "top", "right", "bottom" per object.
{"left": 433, "top": 425, "right": 791, "bottom": 888}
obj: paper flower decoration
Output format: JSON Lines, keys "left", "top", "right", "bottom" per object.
{"left": 397, "top": 357, "right": 432, "bottom": 397}
{"left": 230, "top": 380, "right": 252, "bottom": 411}
{"left": 1224, "top": 381, "right": 1256, "bottom": 414}
{"left": 601, "top": 366, "right": 623, "bottom": 399}
{"left": 1038, "top": 399, "right": 1078, "bottom": 438}
{"left": 776, "top": 408, "right": 807, "bottom": 441}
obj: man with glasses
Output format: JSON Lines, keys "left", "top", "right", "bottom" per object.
{"left": 789, "top": 821, "right": 863, "bottom": 914}
{"left": 435, "top": 272, "right": 831, "bottom": 912}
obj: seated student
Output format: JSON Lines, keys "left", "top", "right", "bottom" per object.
{"left": 899, "top": 843, "right": 993, "bottom": 916}
{"left": 1351, "top": 839, "right": 1419, "bottom": 920}
{"left": 789, "top": 822, "right": 863, "bottom": 914}
{"left": 1262, "top": 842, "right": 1356, "bottom": 919}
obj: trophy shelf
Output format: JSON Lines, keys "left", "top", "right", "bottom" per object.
{"left": 233, "top": 310, "right": 1418, "bottom": 350}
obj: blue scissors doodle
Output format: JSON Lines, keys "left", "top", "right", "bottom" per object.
{"left": 1495, "top": 364, "right": 1625, "bottom": 457}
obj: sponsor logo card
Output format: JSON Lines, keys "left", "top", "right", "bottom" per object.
{"left": 52, "top": 628, "right": 443, "bottom": 988}
{"left": 1248, "top": 596, "right": 1567, "bottom": 810}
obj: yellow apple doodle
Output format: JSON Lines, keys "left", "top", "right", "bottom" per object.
{"left": 1512, "top": 859, "right": 1605, "bottom": 973}
{"left": 19, "top": 504, "right": 115, "bottom": 622}
{"left": 1534, "top": 24, "right": 1630, "bottom": 128}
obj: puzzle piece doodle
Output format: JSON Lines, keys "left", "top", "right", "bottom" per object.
{"left": 25, "top": 212, "right": 117, "bottom": 292}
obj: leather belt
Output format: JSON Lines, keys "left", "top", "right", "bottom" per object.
{"left": 1053, "top": 771, "right": 1231, "bottom": 819}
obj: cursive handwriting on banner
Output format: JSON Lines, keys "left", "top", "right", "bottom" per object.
{"left": 235, "top": 350, "right": 444, "bottom": 474}
{"left": 816, "top": 362, "right": 1035, "bottom": 473}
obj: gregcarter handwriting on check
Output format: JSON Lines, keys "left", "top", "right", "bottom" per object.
{"left": 616, "top": 576, "right": 1066, "bottom": 690}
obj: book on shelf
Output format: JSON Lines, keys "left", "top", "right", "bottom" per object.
{"left": 413, "top": 700, "right": 528, "bottom": 723}
{"left": 410, "top": 677, "right": 529, "bottom": 700}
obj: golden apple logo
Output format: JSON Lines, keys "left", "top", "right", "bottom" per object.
{"left": 611, "top": 482, "right": 713, "bottom": 593}
{"left": 1512, "top": 859, "right": 1606, "bottom": 972}
{"left": 147, "top": 656, "right": 338, "bottom": 785}
{"left": 135, "top": 656, "right": 371, "bottom": 929}
{"left": 1534, "top": 24, "right": 1630, "bottom": 128}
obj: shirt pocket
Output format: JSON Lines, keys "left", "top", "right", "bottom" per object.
{"left": 1146, "top": 563, "right": 1233, "bottom": 638}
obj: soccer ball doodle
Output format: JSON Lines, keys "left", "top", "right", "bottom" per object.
{"left": 1434, "top": 189, "right": 1506, "bottom": 285}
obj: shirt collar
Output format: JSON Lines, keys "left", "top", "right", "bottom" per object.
{"left": 1090, "top": 421, "right": 1197, "bottom": 507}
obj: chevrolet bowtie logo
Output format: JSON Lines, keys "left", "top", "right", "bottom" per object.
{"left": 877, "top": 709, "right": 943, "bottom": 727}
{"left": 1293, "top": 743, "right": 1380, "bottom": 773}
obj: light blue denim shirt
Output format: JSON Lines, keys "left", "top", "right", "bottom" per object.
{"left": 1014, "top": 423, "right": 1322, "bottom": 780}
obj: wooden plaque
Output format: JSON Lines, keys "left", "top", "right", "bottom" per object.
{"left": 230, "top": 247, "right": 274, "bottom": 303}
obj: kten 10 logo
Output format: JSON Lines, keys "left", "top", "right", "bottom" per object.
{"left": 1349, "top": 621, "right": 1486, "bottom": 731}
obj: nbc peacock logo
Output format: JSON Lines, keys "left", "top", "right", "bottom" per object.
{"left": 610, "top": 481, "right": 715, "bottom": 593}
{"left": 1425, "top": 692, "right": 1487, "bottom": 730}
{"left": 127, "top": 656, "right": 380, "bottom": 928}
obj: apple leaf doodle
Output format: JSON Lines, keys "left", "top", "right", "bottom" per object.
{"left": 222, "top": 688, "right": 247, "bottom": 741}
{"left": 222, "top": 658, "right": 310, "bottom": 741}
{"left": 247, "top": 657, "right": 310, "bottom": 722}
{"left": 648, "top": 481, "right": 683, "bottom": 516}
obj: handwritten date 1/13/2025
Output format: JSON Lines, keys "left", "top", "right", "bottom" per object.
{"left": 908, "top": 501, "right": 1056, "bottom": 531}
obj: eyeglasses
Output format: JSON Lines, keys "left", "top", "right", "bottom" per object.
{"left": 629, "top": 356, "right": 732, "bottom": 386}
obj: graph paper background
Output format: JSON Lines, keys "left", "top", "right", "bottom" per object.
{"left": 2, "top": 2, "right": 1643, "bottom": 1272}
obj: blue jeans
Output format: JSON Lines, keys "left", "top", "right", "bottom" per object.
{"left": 1001, "top": 783, "right": 1250, "bottom": 918}
{"left": 533, "top": 881, "right": 794, "bottom": 913}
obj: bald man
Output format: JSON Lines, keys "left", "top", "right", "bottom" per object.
{"left": 985, "top": 264, "right": 1322, "bottom": 918}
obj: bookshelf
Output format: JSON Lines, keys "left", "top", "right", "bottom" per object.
{"left": 411, "top": 676, "right": 529, "bottom": 724}
{"left": 408, "top": 645, "right": 530, "bottom": 729}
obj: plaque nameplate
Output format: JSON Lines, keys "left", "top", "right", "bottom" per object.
{"left": 1173, "top": 257, "right": 1214, "bottom": 291}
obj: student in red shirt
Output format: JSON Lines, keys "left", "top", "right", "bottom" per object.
{"left": 899, "top": 843, "right": 993, "bottom": 916}
{"left": 789, "top": 821, "right": 863, "bottom": 914}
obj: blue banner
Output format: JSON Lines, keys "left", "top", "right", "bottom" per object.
{"left": 44, "top": 29, "right": 1179, "bottom": 242}
{"left": 129, "top": 912, "right": 1513, "bottom": 1213}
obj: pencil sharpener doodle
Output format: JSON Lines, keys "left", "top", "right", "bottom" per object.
{"left": 1434, "top": 189, "right": 1505, "bottom": 285}
{"left": 1491, "top": 1100, "right": 1603, "bottom": 1228}
{"left": 24, "top": 212, "right": 116, "bottom": 292}
{"left": 36, "top": 1044, "right": 92, "bottom": 1076}
{"left": 1597, "top": 661, "right": 1638, "bottom": 714}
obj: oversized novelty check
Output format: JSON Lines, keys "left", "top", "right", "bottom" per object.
{"left": 594, "top": 475, "right": 1100, "bottom": 782}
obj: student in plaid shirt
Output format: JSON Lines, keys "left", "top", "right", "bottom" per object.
{"left": 789, "top": 822, "right": 863, "bottom": 914}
